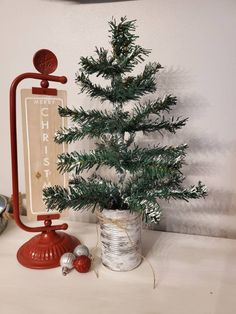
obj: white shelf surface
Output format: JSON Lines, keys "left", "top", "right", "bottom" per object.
{"left": 1, "top": 218, "right": 236, "bottom": 314}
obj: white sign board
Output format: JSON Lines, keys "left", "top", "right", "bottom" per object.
{"left": 21, "top": 89, "right": 68, "bottom": 220}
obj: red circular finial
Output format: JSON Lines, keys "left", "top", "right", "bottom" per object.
{"left": 33, "top": 49, "right": 58, "bottom": 74}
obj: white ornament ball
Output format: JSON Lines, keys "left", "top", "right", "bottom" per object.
{"left": 60, "top": 252, "right": 76, "bottom": 276}
{"left": 73, "top": 244, "right": 90, "bottom": 257}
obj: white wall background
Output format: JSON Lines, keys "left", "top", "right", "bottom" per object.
{"left": 1, "top": 0, "right": 236, "bottom": 238}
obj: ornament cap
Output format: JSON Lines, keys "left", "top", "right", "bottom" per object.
{"left": 62, "top": 266, "right": 70, "bottom": 276}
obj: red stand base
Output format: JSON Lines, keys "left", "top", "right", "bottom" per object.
{"left": 17, "top": 231, "right": 80, "bottom": 269}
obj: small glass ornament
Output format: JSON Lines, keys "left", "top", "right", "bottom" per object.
{"left": 73, "top": 244, "right": 90, "bottom": 257}
{"left": 60, "top": 252, "right": 76, "bottom": 276}
{"left": 74, "top": 255, "right": 91, "bottom": 273}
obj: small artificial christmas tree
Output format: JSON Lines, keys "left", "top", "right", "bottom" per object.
{"left": 43, "top": 17, "right": 207, "bottom": 223}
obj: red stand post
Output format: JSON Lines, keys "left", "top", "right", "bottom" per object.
{"left": 10, "top": 49, "right": 80, "bottom": 269}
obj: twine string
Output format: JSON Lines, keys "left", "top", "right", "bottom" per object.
{"left": 90, "top": 224, "right": 100, "bottom": 278}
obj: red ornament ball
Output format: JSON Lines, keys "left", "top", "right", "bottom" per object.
{"left": 73, "top": 255, "right": 91, "bottom": 273}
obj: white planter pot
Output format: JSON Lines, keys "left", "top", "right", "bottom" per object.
{"left": 98, "top": 209, "right": 142, "bottom": 271}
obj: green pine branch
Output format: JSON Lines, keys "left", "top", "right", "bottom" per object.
{"left": 123, "top": 180, "right": 207, "bottom": 223}
{"left": 109, "top": 17, "right": 139, "bottom": 57}
{"left": 117, "top": 45, "right": 152, "bottom": 72}
{"left": 43, "top": 175, "right": 123, "bottom": 212}
{"left": 76, "top": 62, "right": 161, "bottom": 103}
{"left": 130, "top": 180, "right": 207, "bottom": 202}
{"left": 57, "top": 143, "right": 187, "bottom": 175}
{"left": 132, "top": 95, "right": 177, "bottom": 124}
{"left": 124, "top": 196, "right": 162, "bottom": 223}
{"left": 54, "top": 109, "right": 128, "bottom": 144}
{"left": 80, "top": 47, "right": 119, "bottom": 79}
{"left": 55, "top": 106, "right": 187, "bottom": 144}
{"left": 76, "top": 72, "right": 110, "bottom": 102}
{"left": 58, "top": 105, "right": 129, "bottom": 130}
{"left": 125, "top": 115, "right": 188, "bottom": 134}
{"left": 125, "top": 168, "right": 186, "bottom": 196}
{"left": 55, "top": 126, "right": 84, "bottom": 144}
{"left": 57, "top": 147, "right": 122, "bottom": 174}
{"left": 150, "top": 181, "right": 208, "bottom": 201}
{"left": 79, "top": 45, "right": 152, "bottom": 79}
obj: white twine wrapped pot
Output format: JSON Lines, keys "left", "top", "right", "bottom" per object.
{"left": 98, "top": 209, "right": 142, "bottom": 271}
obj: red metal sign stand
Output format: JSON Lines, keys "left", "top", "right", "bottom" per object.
{"left": 10, "top": 49, "right": 80, "bottom": 269}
